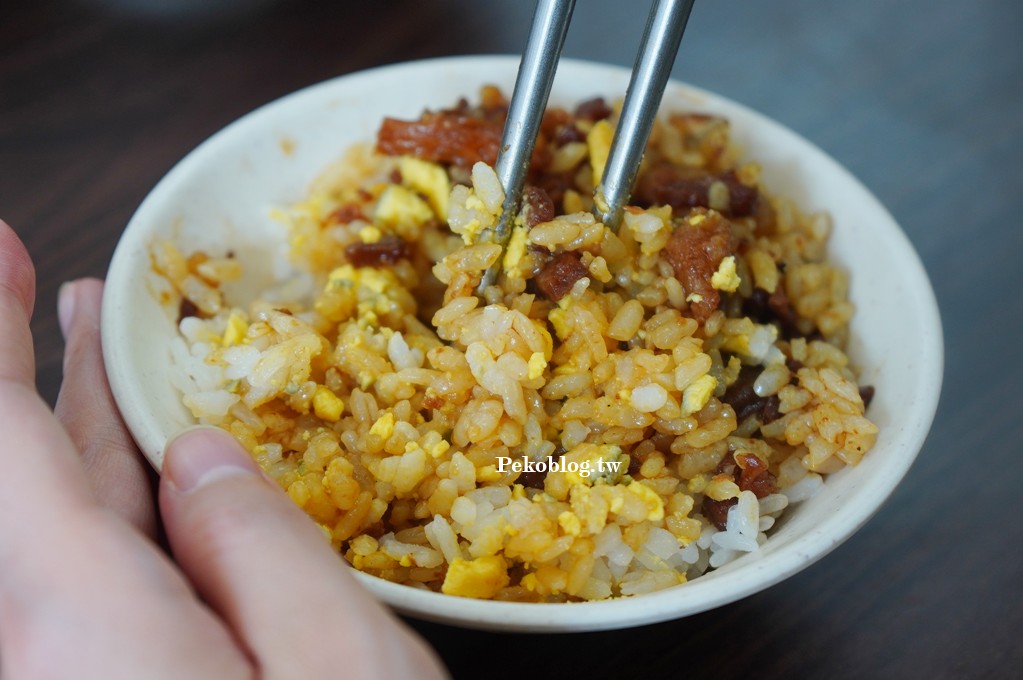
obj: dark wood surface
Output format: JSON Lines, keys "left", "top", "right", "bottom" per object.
{"left": 3, "top": 0, "right": 1021, "bottom": 677}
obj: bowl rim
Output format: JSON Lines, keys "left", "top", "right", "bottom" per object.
{"left": 103, "top": 55, "right": 944, "bottom": 632}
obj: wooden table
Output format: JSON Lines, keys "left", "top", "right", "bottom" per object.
{"left": 4, "top": 0, "right": 1020, "bottom": 677}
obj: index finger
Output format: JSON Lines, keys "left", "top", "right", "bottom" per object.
{"left": 0, "top": 221, "right": 96, "bottom": 562}
{"left": 0, "top": 219, "right": 36, "bottom": 387}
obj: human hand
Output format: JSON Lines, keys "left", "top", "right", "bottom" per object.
{"left": 0, "top": 220, "right": 447, "bottom": 679}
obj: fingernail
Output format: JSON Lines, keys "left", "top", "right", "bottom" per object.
{"left": 58, "top": 281, "right": 76, "bottom": 340}
{"left": 163, "top": 426, "right": 260, "bottom": 493}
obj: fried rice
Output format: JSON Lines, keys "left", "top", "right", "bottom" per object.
{"left": 154, "top": 86, "right": 878, "bottom": 602}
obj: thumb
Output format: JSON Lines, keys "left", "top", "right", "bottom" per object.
{"left": 159, "top": 426, "right": 447, "bottom": 680}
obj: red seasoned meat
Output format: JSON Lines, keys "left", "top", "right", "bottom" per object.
{"left": 521, "top": 186, "right": 555, "bottom": 228}
{"left": 635, "top": 165, "right": 759, "bottom": 217}
{"left": 377, "top": 112, "right": 503, "bottom": 169}
{"left": 702, "top": 496, "right": 738, "bottom": 531}
{"left": 534, "top": 252, "right": 588, "bottom": 302}
{"left": 344, "top": 235, "right": 410, "bottom": 267}
{"left": 663, "top": 209, "right": 736, "bottom": 322}
{"left": 735, "top": 452, "right": 779, "bottom": 499}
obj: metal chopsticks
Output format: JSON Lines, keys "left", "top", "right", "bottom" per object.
{"left": 478, "top": 0, "right": 576, "bottom": 292}
{"left": 596, "top": 0, "right": 696, "bottom": 231}
{"left": 476, "top": 0, "right": 695, "bottom": 294}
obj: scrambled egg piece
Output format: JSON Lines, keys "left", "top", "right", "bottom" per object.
{"left": 721, "top": 323, "right": 779, "bottom": 363}
{"left": 369, "top": 412, "right": 395, "bottom": 439}
{"left": 627, "top": 481, "right": 665, "bottom": 522}
{"left": 477, "top": 465, "right": 502, "bottom": 483}
{"left": 587, "top": 119, "right": 614, "bottom": 185}
{"left": 358, "top": 225, "right": 382, "bottom": 243}
{"left": 558, "top": 511, "right": 582, "bottom": 536}
{"left": 723, "top": 355, "right": 743, "bottom": 385}
{"left": 430, "top": 440, "right": 450, "bottom": 458}
{"left": 442, "top": 556, "right": 509, "bottom": 599}
{"left": 327, "top": 264, "right": 389, "bottom": 294}
{"left": 563, "top": 188, "right": 584, "bottom": 214}
{"left": 221, "top": 311, "right": 248, "bottom": 347}
{"left": 520, "top": 573, "right": 540, "bottom": 592}
{"left": 548, "top": 307, "right": 571, "bottom": 340}
{"left": 312, "top": 386, "right": 344, "bottom": 422}
{"left": 325, "top": 265, "right": 401, "bottom": 325}
{"left": 682, "top": 374, "right": 717, "bottom": 415}
{"left": 711, "top": 255, "right": 741, "bottom": 292}
{"left": 400, "top": 156, "right": 449, "bottom": 220}
{"left": 502, "top": 224, "right": 528, "bottom": 276}
{"left": 527, "top": 352, "right": 547, "bottom": 380}
{"left": 374, "top": 184, "right": 434, "bottom": 237}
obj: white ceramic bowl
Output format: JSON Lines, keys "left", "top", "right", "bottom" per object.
{"left": 103, "top": 56, "right": 942, "bottom": 632}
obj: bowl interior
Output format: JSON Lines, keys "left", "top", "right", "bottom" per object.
{"left": 103, "top": 56, "right": 942, "bottom": 631}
